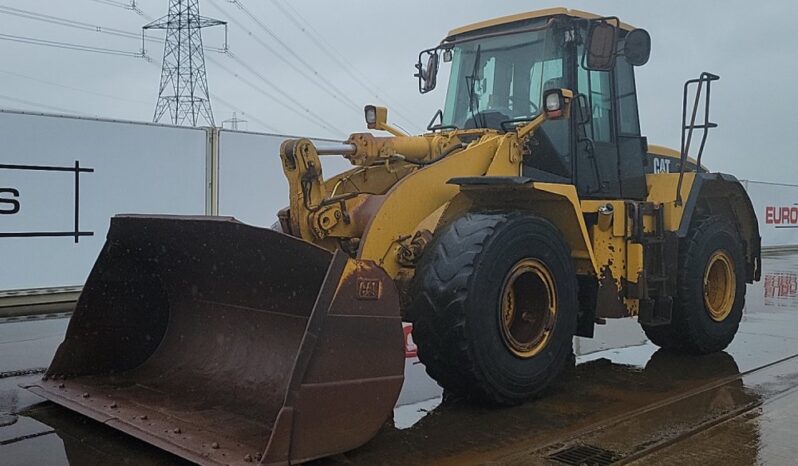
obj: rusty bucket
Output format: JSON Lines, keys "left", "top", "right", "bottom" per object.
{"left": 25, "top": 215, "right": 405, "bottom": 465}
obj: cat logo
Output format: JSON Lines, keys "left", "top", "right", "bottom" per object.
{"left": 356, "top": 278, "right": 382, "bottom": 300}
{"left": 653, "top": 157, "right": 672, "bottom": 174}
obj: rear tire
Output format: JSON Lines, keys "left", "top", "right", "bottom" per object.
{"left": 642, "top": 216, "right": 746, "bottom": 354}
{"left": 409, "top": 211, "right": 578, "bottom": 405}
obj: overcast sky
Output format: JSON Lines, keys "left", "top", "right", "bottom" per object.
{"left": 0, "top": 0, "right": 795, "bottom": 183}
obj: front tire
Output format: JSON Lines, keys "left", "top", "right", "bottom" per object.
{"left": 409, "top": 211, "right": 578, "bottom": 405}
{"left": 642, "top": 216, "right": 746, "bottom": 354}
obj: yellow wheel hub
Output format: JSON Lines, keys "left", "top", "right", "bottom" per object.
{"left": 499, "top": 259, "right": 557, "bottom": 359}
{"left": 704, "top": 250, "right": 736, "bottom": 322}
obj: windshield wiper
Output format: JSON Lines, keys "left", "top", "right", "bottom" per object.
{"left": 465, "top": 44, "right": 486, "bottom": 128}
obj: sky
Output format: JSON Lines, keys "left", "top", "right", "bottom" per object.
{"left": 0, "top": 0, "right": 795, "bottom": 184}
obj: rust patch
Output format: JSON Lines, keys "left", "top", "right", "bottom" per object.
{"left": 596, "top": 266, "right": 631, "bottom": 318}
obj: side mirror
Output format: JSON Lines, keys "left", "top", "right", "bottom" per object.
{"left": 416, "top": 50, "right": 439, "bottom": 94}
{"left": 584, "top": 19, "right": 619, "bottom": 71}
{"left": 443, "top": 49, "right": 453, "bottom": 63}
{"left": 623, "top": 28, "right": 651, "bottom": 66}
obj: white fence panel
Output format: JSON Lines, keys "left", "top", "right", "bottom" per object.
{"left": 0, "top": 111, "right": 208, "bottom": 290}
{"left": 743, "top": 180, "right": 798, "bottom": 249}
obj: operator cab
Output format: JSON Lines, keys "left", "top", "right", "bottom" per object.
{"left": 417, "top": 9, "right": 652, "bottom": 200}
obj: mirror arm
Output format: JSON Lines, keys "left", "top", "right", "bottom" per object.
{"left": 378, "top": 122, "right": 409, "bottom": 138}
{"left": 517, "top": 113, "right": 548, "bottom": 139}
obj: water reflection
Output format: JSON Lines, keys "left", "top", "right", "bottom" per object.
{"left": 14, "top": 345, "right": 769, "bottom": 466}
{"left": 322, "top": 348, "right": 761, "bottom": 465}
{"left": 23, "top": 404, "right": 191, "bottom": 466}
{"left": 11, "top": 252, "right": 798, "bottom": 466}
{"left": 763, "top": 271, "right": 798, "bottom": 307}
{"left": 746, "top": 253, "right": 798, "bottom": 312}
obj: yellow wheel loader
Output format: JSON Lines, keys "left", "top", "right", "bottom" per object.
{"left": 28, "top": 8, "right": 761, "bottom": 465}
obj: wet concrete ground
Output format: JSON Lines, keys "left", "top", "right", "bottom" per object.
{"left": 1, "top": 252, "right": 797, "bottom": 465}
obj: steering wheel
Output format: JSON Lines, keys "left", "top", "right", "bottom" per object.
{"left": 507, "top": 97, "right": 540, "bottom": 117}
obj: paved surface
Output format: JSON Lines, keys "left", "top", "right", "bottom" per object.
{"left": 1, "top": 253, "right": 797, "bottom": 465}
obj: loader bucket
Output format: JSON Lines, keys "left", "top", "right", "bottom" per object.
{"left": 25, "top": 215, "right": 405, "bottom": 465}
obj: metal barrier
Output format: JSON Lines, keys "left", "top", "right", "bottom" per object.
{"left": 0, "top": 286, "right": 80, "bottom": 318}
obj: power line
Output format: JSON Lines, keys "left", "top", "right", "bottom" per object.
{"left": 0, "top": 32, "right": 143, "bottom": 57}
{"left": 205, "top": 0, "right": 362, "bottom": 114}
{"left": 0, "top": 5, "right": 226, "bottom": 53}
{"left": 0, "top": 69, "right": 151, "bottom": 106}
{"left": 142, "top": 56, "right": 281, "bottom": 133}
{"left": 86, "top": 0, "right": 154, "bottom": 21}
{"left": 0, "top": 93, "right": 90, "bottom": 116}
{"left": 224, "top": 1, "right": 368, "bottom": 119}
{"left": 210, "top": 94, "right": 279, "bottom": 132}
{"left": 270, "top": 0, "right": 422, "bottom": 132}
{"left": 134, "top": 4, "right": 280, "bottom": 133}
{"left": 88, "top": 0, "right": 133, "bottom": 8}
{"left": 226, "top": 51, "right": 347, "bottom": 136}
{"left": 206, "top": 52, "right": 345, "bottom": 136}
{"left": 0, "top": 5, "right": 141, "bottom": 40}
{"left": 0, "top": 2, "right": 343, "bottom": 134}
{"left": 140, "top": 1, "right": 350, "bottom": 136}
{"left": 144, "top": 0, "right": 224, "bottom": 126}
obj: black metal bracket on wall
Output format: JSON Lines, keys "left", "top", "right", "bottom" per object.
{"left": 0, "top": 161, "right": 94, "bottom": 243}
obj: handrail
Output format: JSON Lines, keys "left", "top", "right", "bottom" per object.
{"left": 675, "top": 72, "right": 719, "bottom": 206}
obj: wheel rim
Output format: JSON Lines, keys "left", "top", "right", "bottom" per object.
{"left": 499, "top": 259, "right": 557, "bottom": 359}
{"left": 703, "top": 250, "right": 736, "bottom": 322}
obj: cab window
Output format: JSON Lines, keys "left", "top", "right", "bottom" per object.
{"left": 614, "top": 51, "right": 641, "bottom": 136}
{"left": 577, "top": 66, "right": 614, "bottom": 143}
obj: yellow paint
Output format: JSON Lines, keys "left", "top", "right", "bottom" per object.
{"left": 645, "top": 172, "right": 696, "bottom": 232}
{"left": 485, "top": 134, "right": 523, "bottom": 176}
{"left": 358, "top": 136, "right": 503, "bottom": 277}
{"left": 446, "top": 8, "right": 635, "bottom": 39}
{"left": 704, "top": 250, "right": 736, "bottom": 322}
{"left": 648, "top": 144, "right": 706, "bottom": 172}
{"left": 499, "top": 258, "right": 557, "bottom": 358}
{"left": 280, "top": 139, "right": 328, "bottom": 242}
{"left": 532, "top": 183, "right": 598, "bottom": 274}
{"left": 366, "top": 106, "right": 408, "bottom": 137}
{"left": 585, "top": 200, "right": 641, "bottom": 316}
{"left": 580, "top": 200, "right": 626, "bottom": 237}
{"left": 626, "top": 243, "right": 644, "bottom": 287}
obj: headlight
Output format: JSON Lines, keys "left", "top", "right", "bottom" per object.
{"left": 365, "top": 105, "right": 377, "bottom": 128}
{"left": 545, "top": 91, "right": 563, "bottom": 112}
{"left": 542, "top": 89, "right": 572, "bottom": 120}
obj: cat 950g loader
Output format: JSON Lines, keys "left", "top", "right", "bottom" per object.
{"left": 28, "top": 8, "right": 761, "bottom": 466}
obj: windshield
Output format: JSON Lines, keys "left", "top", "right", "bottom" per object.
{"left": 442, "top": 23, "right": 565, "bottom": 129}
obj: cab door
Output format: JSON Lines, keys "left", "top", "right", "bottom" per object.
{"left": 573, "top": 38, "right": 648, "bottom": 200}
{"left": 574, "top": 65, "right": 621, "bottom": 198}
{"left": 614, "top": 56, "right": 648, "bottom": 200}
